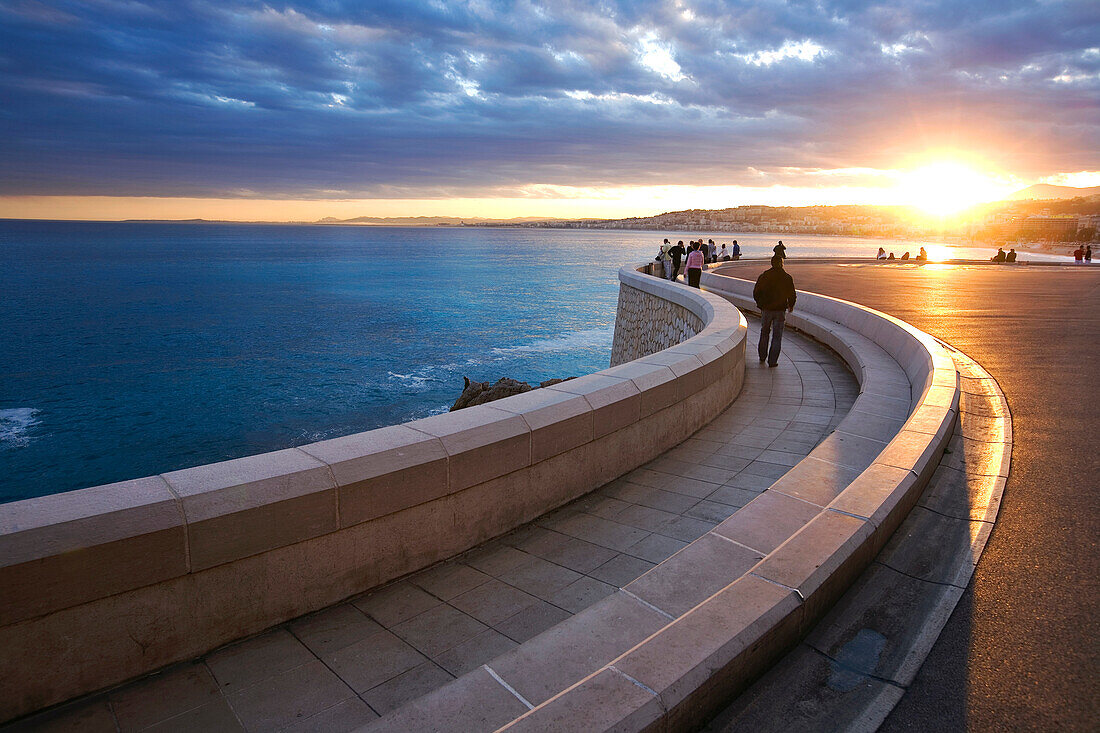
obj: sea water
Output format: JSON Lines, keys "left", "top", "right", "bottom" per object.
{"left": 0, "top": 221, "right": 1067, "bottom": 502}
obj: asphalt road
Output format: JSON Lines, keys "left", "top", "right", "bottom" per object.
{"left": 758, "top": 262, "right": 1100, "bottom": 731}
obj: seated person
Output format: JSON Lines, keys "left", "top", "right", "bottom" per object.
{"left": 887, "top": 252, "right": 896, "bottom": 260}
{"left": 916, "top": 247, "right": 927, "bottom": 261}
{"left": 718, "top": 243, "right": 731, "bottom": 261}
{"left": 992, "top": 248, "right": 1007, "bottom": 262}
{"left": 876, "top": 247, "right": 888, "bottom": 259}
{"left": 900, "top": 251, "right": 910, "bottom": 260}
{"left": 1006, "top": 248, "right": 1017, "bottom": 262}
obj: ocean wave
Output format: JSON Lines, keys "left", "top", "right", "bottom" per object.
{"left": 491, "top": 327, "right": 614, "bottom": 355}
{"left": 0, "top": 408, "right": 41, "bottom": 449}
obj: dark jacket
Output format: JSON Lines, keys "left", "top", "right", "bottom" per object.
{"left": 669, "top": 244, "right": 685, "bottom": 265}
{"left": 753, "top": 266, "right": 796, "bottom": 311}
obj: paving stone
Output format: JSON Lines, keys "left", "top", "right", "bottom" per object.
{"left": 685, "top": 499, "right": 739, "bottom": 523}
{"left": 205, "top": 630, "right": 316, "bottom": 692}
{"left": 624, "top": 533, "right": 689, "bottom": 564}
{"left": 546, "top": 575, "right": 619, "bottom": 613}
{"left": 603, "top": 482, "right": 700, "bottom": 514}
{"left": 493, "top": 599, "right": 573, "bottom": 643}
{"left": 589, "top": 553, "right": 657, "bottom": 587}
{"left": 551, "top": 512, "right": 651, "bottom": 551}
{"left": 410, "top": 562, "right": 492, "bottom": 601}
{"left": 612, "top": 503, "right": 680, "bottom": 532}
{"left": 390, "top": 604, "right": 488, "bottom": 658}
{"left": 657, "top": 515, "right": 718, "bottom": 542}
{"left": 432, "top": 629, "right": 519, "bottom": 677}
{"left": 448, "top": 579, "right": 541, "bottom": 626}
{"left": 360, "top": 662, "right": 454, "bottom": 716}
{"left": 288, "top": 603, "right": 383, "bottom": 658}
{"left": 498, "top": 556, "right": 583, "bottom": 600}
{"left": 108, "top": 661, "right": 218, "bottom": 732}
{"left": 705, "top": 485, "right": 759, "bottom": 509}
{"left": 721, "top": 471, "right": 776, "bottom": 491}
{"left": 534, "top": 536, "right": 618, "bottom": 574}
{"left": 698, "top": 453, "right": 753, "bottom": 473}
{"left": 225, "top": 660, "right": 355, "bottom": 733}
{"left": 461, "top": 543, "right": 537, "bottom": 577}
{"left": 352, "top": 581, "right": 441, "bottom": 628}
{"left": 739, "top": 461, "right": 792, "bottom": 480}
{"left": 144, "top": 699, "right": 244, "bottom": 733}
{"left": 279, "top": 697, "right": 378, "bottom": 732}
{"left": 325, "top": 630, "right": 427, "bottom": 694}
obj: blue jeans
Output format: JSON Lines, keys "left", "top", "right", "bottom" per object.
{"left": 759, "top": 309, "right": 787, "bottom": 365}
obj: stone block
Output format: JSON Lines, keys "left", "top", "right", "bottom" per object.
{"left": 0, "top": 476, "right": 186, "bottom": 625}
{"left": 713, "top": 490, "right": 822, "bottom": 554}
{"left": 490, "top": 388, "right": 594, "bottom": 463}
{"left": 163, "top": 448, "right": 337, "bottom": 571}
{"left": 613, "top": 574, "right": 803, "bottom": 732}
{"left": 488, "top": 591, "right": 670, "bottom": 707}
{"left": 601, "top": 361, "right": 680, "bottom": 418}
{"left": 546, "top": 373, "right": 640, "bottom": 439}
{"left": 768, "top": 457, "right": 861, "bottom": 507}
{"left": 299, "top": 424, "right": 448, "bottom": 527}
{"left": 750, "top": 510, "right": 874, "bottom": 631}
{"left": 625, "top": 533, "right": 763, "bottom": 617}
{"left": 406, "top": 405, "right": 531, "bottom": 492}
{"left": 827, "top": 463, "right": 921, "bottom": 552}
{"left": 500, "top": 668, "right": 664, "bottom": 733}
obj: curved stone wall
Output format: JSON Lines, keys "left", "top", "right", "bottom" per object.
{"left": 610, "top": 271, "right": 705, "bottom": 366}
{"left": 0, "top": 263, "right": 747, "bottom": 723}
{"left": 356, "top": 263, "right": 961, "bottom": 732}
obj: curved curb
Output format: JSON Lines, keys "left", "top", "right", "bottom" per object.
{"left": 706, "top": 345, "right": 1011, "bottom": 733}
{"left": 357, "top": 270, "right": 962, "bottom": 732}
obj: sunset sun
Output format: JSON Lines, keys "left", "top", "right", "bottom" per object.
{"left": 898, "top": 161, "right": 1008, "bottom": 217}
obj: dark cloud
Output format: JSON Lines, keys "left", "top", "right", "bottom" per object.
{"left": 0, "top": 0, "right": 1097, "bottom": 197}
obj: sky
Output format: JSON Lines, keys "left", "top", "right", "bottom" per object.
{"left": 1, "top": 0, "right": 1098, "bottom": 220}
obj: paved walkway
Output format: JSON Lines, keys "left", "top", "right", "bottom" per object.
{"left": 6, "top": 321, "right": 857, "bottom": 732}
{"left": 713, "top": 262, "right": 1099, "bottom": 732}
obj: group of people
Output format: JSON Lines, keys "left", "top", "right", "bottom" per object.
{"left": 991, "top": 248, "right": 1019, "bottom": 262}
{"left": 656, "top": 238, "right": 746, "bottom": 287}
{"left": 1073, "top": 245, "right": 1093, "bottom": 263}
{"left": 876, "top": 247, "right": 928, "bottom": 261}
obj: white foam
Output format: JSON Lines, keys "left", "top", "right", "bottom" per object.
{"left": 0, "top": 408, "right": 41, "bottom": 449}
{"left": 491, "top": 327, "right": 613, "bottom": 355}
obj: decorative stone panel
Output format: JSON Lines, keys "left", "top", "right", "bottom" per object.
{"left": 610, "top": 284, "right": 705, "bottom": 366}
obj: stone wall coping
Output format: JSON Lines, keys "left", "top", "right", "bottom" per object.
{"left": 0, "top": 262, "right": 747, "bottom": 722}
{"left": 359, "top": 264, "right": 962, "bottom": 732}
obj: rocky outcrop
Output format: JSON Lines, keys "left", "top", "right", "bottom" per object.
{"left": 451, "top": 376, "right": 574, "bottom": 411}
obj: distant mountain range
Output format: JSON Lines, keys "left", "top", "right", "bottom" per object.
{"left": 1006, "top": 184, "right": 1100, "bottom": 201}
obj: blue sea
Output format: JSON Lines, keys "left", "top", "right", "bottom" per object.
{"left": 0, "top": 221, "right": 1068, "bottom": 502}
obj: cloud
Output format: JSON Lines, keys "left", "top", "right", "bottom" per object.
{"left": 0, "top": 0, "right": 1097, "bottom": 198}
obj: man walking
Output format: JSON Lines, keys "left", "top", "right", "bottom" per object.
{"left": 753, "top": 255, "right": 796, "bottom": 367}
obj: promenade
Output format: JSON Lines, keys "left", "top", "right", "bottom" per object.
{"left": 2, "top": 323, "right": 855, "bottom": 731}
{"left": 5, "top": 259, "right": 1094, "bottom": 732}
{"left": 711, "top": 261, "right": 1099, "bottom": 731}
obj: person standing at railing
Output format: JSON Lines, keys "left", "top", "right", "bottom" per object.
{"left": 753, "top": 255, "right": 797, "bottom": 367}
{"left": 685, "top": 241, "right": 704, "bottom": 288}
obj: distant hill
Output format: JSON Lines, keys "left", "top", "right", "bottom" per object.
{"left": 1007, "top": 184, "right": 1100, "bottom": 201}
{"left": 314, "top": 215, "right": 571, "bottom": 226}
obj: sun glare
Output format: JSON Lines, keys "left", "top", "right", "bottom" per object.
{"left": 897, "top": 162, "right": 1006, "bottom": 217}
